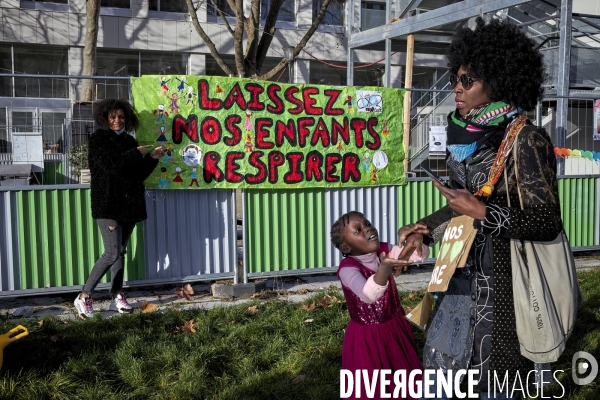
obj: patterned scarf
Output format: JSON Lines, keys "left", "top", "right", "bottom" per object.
{"left": 446, "top": 101, "right": 522, "bottom": 162}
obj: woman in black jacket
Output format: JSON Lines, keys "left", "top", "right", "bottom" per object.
{"left": 398, "top": 18, "right": 560, "bottom": 399}
{"left": 74, "top": 99, "right": 164, "bottom": 318}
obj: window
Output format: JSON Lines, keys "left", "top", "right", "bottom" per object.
{"left": 208, "top": 0, "right": 295, "bottom": 22}
{"left": 13, "top": 46, "right": 69, "bottom": 98}
{"left": 0, "top": 45, "right": 12, "bottom": 97}
{"left": 140, "top": 52, "right": 189, "bottom": 76}
{"left": 361, "top": 1, "right": 386, "bottom": 30}
{"left": 42, "top": 112, "right": 67, "bottom": 153}
{"left": 207, "top": 0, "right": 235, "bottom": 18}
{"left": 313, "top": 0, "right": 345, "bottom": 26}
{"left": 149, "top": 0, "right": 187, "bottom": 13}
{"left": 261, "top": 0, "right": 295, "bottom": 22}
{"left": 206, "top": 54, "right": 289, "bottom": 82}
{"left": 96, "top": 50, "right": 138, "bottom": 99}
{"left": 101, "top": 0, "right": 130, "bottom": 8}
{"left": 95, "top": 50, "right": 189, "bottom": 99}
{"left": 0, "top": 108, "right": 7, "bottom": 153}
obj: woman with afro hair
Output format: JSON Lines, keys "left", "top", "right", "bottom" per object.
{"left": 398, "top": 17, "right": 563, "bottom": 399}
{"left": 74, "top": 99, "right": 165, "bottom": 318}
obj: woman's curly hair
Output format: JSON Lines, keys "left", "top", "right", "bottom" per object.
{"left": 447, "top": 17, "right": 546, "bottom": 111}
{"left": 93, "top": 99, "right": 140, "bottom": 132}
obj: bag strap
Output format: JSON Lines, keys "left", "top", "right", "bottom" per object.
{"left": 474, "top": 115, "right": 528, "bottom": 199}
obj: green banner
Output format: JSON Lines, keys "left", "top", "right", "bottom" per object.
{"left": 131, "top": 75, "right": 406, "bottom": 189}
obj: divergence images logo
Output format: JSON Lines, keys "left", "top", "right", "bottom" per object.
{"left": 572, "top": 351, "right": 598, "bottom": 386}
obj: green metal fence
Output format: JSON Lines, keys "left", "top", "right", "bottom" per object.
{"left": 14, "top": 188, "right": 145, "bottom": 290}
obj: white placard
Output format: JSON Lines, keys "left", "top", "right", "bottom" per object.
{"left": 13, "top": 134, "right": 44, "bottom": 172}
{"left": 429, "top": 126, "right": 447, "bottom": 156}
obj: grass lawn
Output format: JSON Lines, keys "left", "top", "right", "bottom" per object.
{"left": 0, "top": 267, "right": 598, "bottom": 400}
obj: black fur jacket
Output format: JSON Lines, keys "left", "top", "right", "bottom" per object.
{"left": 88, "top": 129, "right": 158, "bottom": 223}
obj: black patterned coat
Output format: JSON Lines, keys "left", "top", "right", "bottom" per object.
{"left": 89, "top": 129, "right": 159, "bottom": 223}
{"left": 420, "top": 123, "right": 562, "bottom": 391}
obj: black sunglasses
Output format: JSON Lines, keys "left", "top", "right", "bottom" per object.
{"left": 449, "top": 73, "right": 481, "bottom": 89}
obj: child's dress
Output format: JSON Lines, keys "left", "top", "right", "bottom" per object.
{"left": 337, "top": 242, "right": 423, "bottom": 400}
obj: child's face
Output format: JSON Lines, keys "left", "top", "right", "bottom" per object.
{"left": 340, "top": 214, "right": 380, "bottom": 256}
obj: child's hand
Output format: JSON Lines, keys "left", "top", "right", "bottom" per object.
{"left": 379, "top": 252, "right": 413, "bottom": 277}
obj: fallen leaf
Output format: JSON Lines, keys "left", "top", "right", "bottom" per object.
{"left": 291, "top": 374, "right": 305, "bottom": 384}
{"left": 404, "top": 306, "right": 413, "bottom": 314}
{"left": 577, "top": 279, "right": 584, "bottom": 283}
{"left": 302, "top": 302, "right": 316, "bottom": 311}
{"left": 38, "top": 320, "right": 44, "bottom": 327}
{"left": 247, "top": 305, "right": 258, "bottom": 315}
{"left": 181, "top": 319, "right": 197, "bottom": 333}
{"left": 297, "top": 288, "right": 309, "bottom": 294}
{"left": 175, "top": 286, "right": 191, "bottom": 301}
{"left": 408, "top": 293, "right": 417, "bottom": 300}
{"left": 50, "top": 335, "right": 59, "bottom": 342}
{"left": 140, "top": 300, "right": 159, "bottom": 313}
{"left": 317, "top": 295, "right": 333, "bottom": 308}
{"left": 183, "top": 283, "right": 194, "bottom": 295}
{"left": 304, "top": 319, "right": 314, "bottom": 323}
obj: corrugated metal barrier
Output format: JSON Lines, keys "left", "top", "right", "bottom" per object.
{"left": 0, "top": 177, "right": 598, "bottom": 296}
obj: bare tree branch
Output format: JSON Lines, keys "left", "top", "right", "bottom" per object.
{"left": 233, "top": 0, "right": 246, "bottom": 75}
{"left": 259, "top": 0, "right": 333, "bottom": 81}
{"left": 256, "top": 0, "right": 284, "bottom": 73}
{"left": 244, "top": 0, "right": 261, "bottom": 74}
{"left": 209, "top": 0, "right": 234, "bottom": 36}
{"left": 186, "top": 0, "right": 234, "bottom": 76}
{"left": 81, "top": 0, "right": 101, "bottom": 101}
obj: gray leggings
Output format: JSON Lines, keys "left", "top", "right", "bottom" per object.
{"left": 83, "top": 219, "right": 135, "bottom": 296}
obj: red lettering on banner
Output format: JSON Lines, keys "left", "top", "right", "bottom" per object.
{"left": 198, "top": 80, "right": 223, "bottom": 110}
{"left": 268, "top": 151, "right": 285, "bottom": 184}
{"left": 284, "top": 152, "right": 304, "bottom": 184}
{"left": 298, "top": 117, "right": 315, "bottom": 147}
{"left": 200, "top": 116, "right": 222, "bottom": 145}
{"left": 325, "top": 153, "right": 342, "bottom": 182}
{"left": 324, "top": 89, "right": 344, "bottom": 115}
{"left": 223, "top": 83, "right": 247, "bottom": 110}
{"left": 172, "top": 114, "right": 198, "bottom": 144}
{"left": 224, "top": 115, "right": 242, "bottom": 146}
{"left": 266, "top": 84, "right": 284, "bottom": 114}
{"left": 331, "top": 118, "right": 350, "bottom": 145}
{"left": 255, "top": 119, "right": 274, "bottom": 149}
{"left": 285, "top": 87, "right": 304, "bottom": 114}
{"left": 245, "top": 83, "right": 266, "bottom": 111}
{"left": 342, "top": 153, "right": 361, "bottom": 182}
{"left": 303, "top": 87, "right": 323, "bottom": 115}
{"left": 203, "top": 151, "right": 224, "bottom": 182}
{"left": 246, "top": 151, "right": 267, "bottom": 184}
{"left": 366, "top": 117, "right": 381, "bottom": 150}
{"left": 306, "top": 151, "right": 324, "bottom": 181}
{"left": 275, "top": 120, "right": 297, "bottom": 147}
{"left": 310, "top": 117, "right": 330, "bottom": 147}
{"left": 225, "top": 152, "right": 244, "bottom": 183}
{"left": 350, "top": 118, "right": 367, "bottom": 148}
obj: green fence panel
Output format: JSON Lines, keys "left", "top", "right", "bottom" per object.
{"left": 16, "top": 188, "right": 145, "bottom": 290}
{"left": 559, "top": 177, "right": 596, "bottom": 248}
{"left": 245, "top": 189, "right": 326, "bottom": 273}
{"left": 39, "top": 161, "right": 65, "bottom": 185}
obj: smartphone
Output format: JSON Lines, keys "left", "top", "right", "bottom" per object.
{"left": 420, "top": 165, "right": 451, "bottom": 188}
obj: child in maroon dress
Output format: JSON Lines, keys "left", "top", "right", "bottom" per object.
{"left": 331, "top": 211, "right": 429, "bottom": 400}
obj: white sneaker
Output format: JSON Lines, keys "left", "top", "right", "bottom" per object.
{"left": 110, "top": 293, "right": 133, "bottom": 314}
{"left": 74, "top": 293, "right": 94, "bottom": 318}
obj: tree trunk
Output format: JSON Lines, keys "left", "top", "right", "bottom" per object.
{"left": 81, "top": 0, "right": 101, "bottom": 101}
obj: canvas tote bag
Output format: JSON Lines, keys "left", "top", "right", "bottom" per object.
{"left": 506, "top": 143, "right": 583, "bottom": 363}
